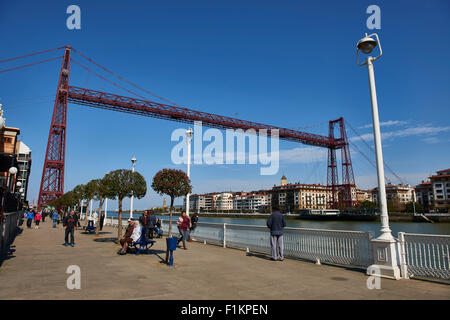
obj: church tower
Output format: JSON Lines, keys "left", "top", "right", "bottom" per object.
{"left": 281, "top": 174, "right": 287, "bottom": 186}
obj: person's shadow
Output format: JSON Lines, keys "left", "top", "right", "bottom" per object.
{"left": 246, "top": 252, "right": 274, "bottom": 261}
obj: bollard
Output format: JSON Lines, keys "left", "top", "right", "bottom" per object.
{"left": 315, "top": 258, "right": 321, "bottom": 265}
{"left": 204, "top": 240, "right": 206, "bottom": 245}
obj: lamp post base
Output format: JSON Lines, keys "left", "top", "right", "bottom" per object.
{"left": 367, "top": 237, "right": 401, "bottom": 280}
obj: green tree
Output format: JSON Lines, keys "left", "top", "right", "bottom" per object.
{"left": 72, "top": 184, "right": 86, "bottom": 214}
{"left": 405, "top": 201, "right": 424, "bottom": 213}
{"left": 103, "top": 169, "right": 147, "bottom": 242}
{"left": 151, "top": 169, "right": 192, "bottom": 239}
{"left": 358, "top": 200, "right": 377, "bottom": 210}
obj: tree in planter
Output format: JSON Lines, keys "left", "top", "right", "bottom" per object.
{"left": 103, "top": 169, "right": 147, "bottom": 242}
{"left": 83, "top": 180, "right": 97, "bottom": 226}
{"left": 151, "top": 169, "right": 192, "bottom": 239}
{"left": 91, "top": 178, "right": 109, "bottom": 235}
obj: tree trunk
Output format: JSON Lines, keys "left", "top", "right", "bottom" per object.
{"left": 95, "top": 197, "right": 103, "bottom": 236}
{"left": 84, "top": 198, "right": 92, "bottom": 227}
{"left": 165, "top": 197, "right": 175, "bottom": 264}
{"left": 117, "top": 198, "right": 123, "bottom": 244}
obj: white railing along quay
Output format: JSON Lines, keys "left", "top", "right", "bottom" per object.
{"left": 161, "top": 221, "right": 374, "bottom": 269}
{"left": 398, "top": 232, "right": 450, "bottom": 281}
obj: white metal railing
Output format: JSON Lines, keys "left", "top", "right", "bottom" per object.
{"left": 161, "top": 220, "right": 373, "bottom": 269}
{"left": 398, "top": 232, "right": 450, "bottom": 280}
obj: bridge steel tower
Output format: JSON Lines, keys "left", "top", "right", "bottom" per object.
{"left": 37, "top": 46, "right": 71, "bottom": 209}
{"left": 327, "top": 117, "right": 357, "bottom": 209}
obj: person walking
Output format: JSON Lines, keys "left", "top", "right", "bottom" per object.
{"left": 99, "top": 211, "right": 105, "bottom": 231}
{"left": 51, "top": 210, "right": 59, "bottom": 228}
{"left": 63, "top": 210, "right": 77, "bottom": 247}
{"left": 34, "top": 211, "right": 42, "bottom": 229}
{"left": 178, "top": 211, "right": 191, "bottom": 250}
{"left": 188, "top": 213, "right": 199, "bottom": 242}
{"left": 266, "top": 210, "right": 286, "bottom": 261}
{"left": 26, "top": 208, "right": 34, "bottom": 229}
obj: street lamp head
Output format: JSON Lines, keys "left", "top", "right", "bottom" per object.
{"left": 131, "top": 156, "right": 136, "bottom": 164}
{"left": 357, "top": 35, "right": 377, "bottom": 54}
{"left": 9, "top": 167, "right": 18, "bottom": 175}
{"left": 16, "top": 181, "right": 22, "bottom": 187}
{"left": 356, "top": 33, "right": 382, "bottom": 65}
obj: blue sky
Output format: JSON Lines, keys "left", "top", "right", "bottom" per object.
{"left": 1, "top": 0, "right": 449, "bottom": 209}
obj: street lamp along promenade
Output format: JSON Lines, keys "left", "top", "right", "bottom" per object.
{"left": 357, "top": 33, "right": 401, "bottom": 280}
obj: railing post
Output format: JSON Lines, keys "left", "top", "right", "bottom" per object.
{"left": 398, "top": 232, "right": 409, "bottom": 279}
{"left": 223, "top": 223, "right": 227, "bottom": 248}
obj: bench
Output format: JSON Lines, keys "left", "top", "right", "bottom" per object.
{"left": 85, "top": 223, "right": 96, "bottom": 234}
{"left": 132, "top": 231, "right": 155, "bottom": 255}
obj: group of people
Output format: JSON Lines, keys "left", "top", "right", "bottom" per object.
{"left": 117, "top": 210, "right": 162, "bottom": 255}
{"left": 24, "top": 208, "right": 41, "bottom": 229}
{"left": 22, "top": 204, "right": 285, "bottom": 261}
{"left": 117, "top": 210, "right": 199, "bottom": 255}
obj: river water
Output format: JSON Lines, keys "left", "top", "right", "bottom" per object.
{"left": 104, "top": 211, "right": 450, "bottom": 237}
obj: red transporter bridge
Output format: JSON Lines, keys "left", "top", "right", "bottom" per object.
{"left": 4, "top": 46, "right": 356, "bottom": 210}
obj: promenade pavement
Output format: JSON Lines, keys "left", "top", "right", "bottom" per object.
{"left": 0, "top": 220, "right": 449, "bottom": 300}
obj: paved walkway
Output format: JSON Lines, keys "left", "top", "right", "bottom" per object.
{"left": 0, "top": 220, "right": 449, "bottom": 300}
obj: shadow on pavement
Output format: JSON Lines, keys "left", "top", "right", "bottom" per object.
{"left": 0, "top": 227, "right": 22, "bottom": 267}
{"left": 245, "top": 252, "right": 274, "bottom": 261}
{"left": 93, "top": 237, "right": 118, "bottom": 244}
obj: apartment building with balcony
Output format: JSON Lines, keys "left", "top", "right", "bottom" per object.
{"left": 430, "top": 168, "right": 450, "bottom": 212}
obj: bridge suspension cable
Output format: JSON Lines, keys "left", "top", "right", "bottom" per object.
{"left": 71, "top": 47, "right": 183, "bottom": 107}
{"left": 345, "top": 120, "right": 408, "bottom": 185}
{"left": 0, "top": 56, "right": 63, "bottom": 74}
{"left": 70, "top": 58, "right": 147, "bottom": 100}
{"left": 0, "top": 46, "right": 65, "bottom": 64}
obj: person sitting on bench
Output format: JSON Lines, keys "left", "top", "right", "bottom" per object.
{"left": 154, "top": 218, "right": 163, "bottom": 238}
{"left": 117, "top": 219, "right": 140, "bottom": 255}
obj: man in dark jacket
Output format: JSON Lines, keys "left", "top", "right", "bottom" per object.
{"left": 139, "top": 210, "right": 151, "bottom": 238}
{"left": 63, "top": 210, "right": 78, "bottom": 247}
{"left": 266, "top": 211, "right": 286, "bottom": 261}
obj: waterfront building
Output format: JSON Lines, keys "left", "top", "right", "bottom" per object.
{"left": 429, "top": 168, "right": 450, "bottom": 212}
{"left": 0, "top": 125, "right": 20, "bottom": 191}
{"left": 270, "top": 176, "right": 333, "bottom": 212}
{"left": 371, "top": 183, "right": 415, "bottom": 210}
{"left": 233, "top": 193, "right": 268, "bottom": 211}
{"left": 215, "top": 192, "right": 233, "bottom": 210}
{"left": 356, "top": 189, "right": 373, "bottom": 203}
{"left": 415, "top": 180, "right": 434, "bottom": 212}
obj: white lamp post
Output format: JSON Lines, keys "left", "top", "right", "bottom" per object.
{"left": 0, "top": 104, "right": 5, "bottom": 130}
{"left": 185, "top": 128, "right": 193, "bottom": 217}
{"left": 357, "top": 33, "right": 401, "bottom": 279}
{"left": 130, "top": 156, "right": 136, "bottom": 219}
{"left": 104, "top": 198, "right": 108, "bottom": 225}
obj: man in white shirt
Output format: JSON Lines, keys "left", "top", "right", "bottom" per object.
{"left": 131, "top": 221, "right": 141, "bottom": 243}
